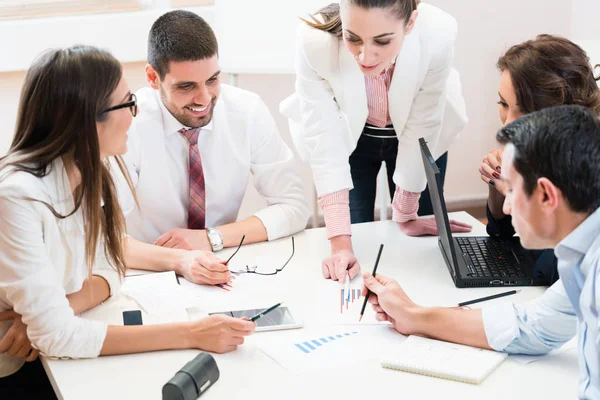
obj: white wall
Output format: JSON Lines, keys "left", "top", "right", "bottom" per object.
{"left": 0, "top": 0, "right": 582, "bottom": 222}
{"left": 571, "top": 0, "right": 600, "bottom": 69}
{"left": 571, "top": 0, "right": 600, "bottom": 39}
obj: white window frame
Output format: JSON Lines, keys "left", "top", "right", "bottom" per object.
{"left": 0, "top": 0, "right": 142, "bottom": 21}
{"left": 0, "top": 4, "right": 214, "bottom": 73}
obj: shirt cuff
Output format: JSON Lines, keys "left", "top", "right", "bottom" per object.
{"left": 253, "top": 204, "right": 307, "bottom": 241}
{"left": 318, "top": 190, "right": 352, "bottom": 239}
{"left": 92, "top": 268, "right": 122, "bottom": 298}
{"left": 391, "top": 186, "right": 420, "bottom": 223}
{"left": 482, "top": 302, "right": 520, "bottom": 351}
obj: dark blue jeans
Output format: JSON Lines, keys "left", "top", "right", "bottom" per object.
{"left": 348, "top": 133, "right": 448, "bottom": 223}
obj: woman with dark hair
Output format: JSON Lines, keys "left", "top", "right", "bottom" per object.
{"left": 281, "top": 0, "right": 471, "bottom": 283}
{"left": 0, "top": 45, "right": 254, "bottom": 399}
{"left": 480, "top": 34, "right": 600, "bottom": 285}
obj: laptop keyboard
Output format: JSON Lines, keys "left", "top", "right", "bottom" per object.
{"left": 456, "top": 237, "right": 527, "bottom": 278}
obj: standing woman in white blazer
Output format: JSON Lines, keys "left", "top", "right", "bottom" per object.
{"left": 0, "top": 46, "right": 254, "bottom": 399}
{"left": 281, "top": 0, "right": 471, "bottom": 281}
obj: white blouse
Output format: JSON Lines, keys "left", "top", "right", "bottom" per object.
{"left": 0, "top": 157, "right": 120, "bottom": 377}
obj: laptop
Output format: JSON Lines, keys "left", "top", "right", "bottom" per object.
{"left": 419, "top": 138, "right": 546, "bottom": 288}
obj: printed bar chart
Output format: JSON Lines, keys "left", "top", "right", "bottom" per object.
{"left": 340, "top": 289, "right": 362, "bottom": 314}
{"left": 294, "top": 332, "right": 359, "bottom": 354}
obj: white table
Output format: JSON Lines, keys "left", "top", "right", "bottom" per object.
{"left": 43, "top": 212, "right": 579, "bottom": 399}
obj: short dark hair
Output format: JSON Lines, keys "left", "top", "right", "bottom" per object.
{"left": 497, "top": 105, "right": 600, "bottom": 214}
{"left": 148, "top": 10, "right": 218, "bottom": 79}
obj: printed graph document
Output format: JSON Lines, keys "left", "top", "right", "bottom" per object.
{"left": 336, "top": 280, "right": 381, "bottom": 325}
{"left": 254, "top": 326, "right": 405, "bottom": 374}
{"left": 381, "top": 335, "right": 507, "bottom": 384}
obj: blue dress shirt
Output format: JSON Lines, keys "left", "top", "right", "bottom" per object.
{"left": 483, "top": 207, "right": 600, "bottom": 399}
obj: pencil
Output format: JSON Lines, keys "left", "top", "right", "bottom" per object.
{"left": 359, "top": 244, "right": 384, "bottom": 322}
{"left": 458, "top": 289, "right": 520, "bottom": 307}
{"left": 248, "top": 302, "right": 283, "bottom": 322}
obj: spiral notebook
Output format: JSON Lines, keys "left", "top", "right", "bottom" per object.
{"left": 381, "top": 335, "right": 507, "bottom": 384}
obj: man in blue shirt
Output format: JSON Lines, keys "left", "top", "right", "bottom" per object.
{"left": 363, "top": 105, "right": 600, "bottom": 399}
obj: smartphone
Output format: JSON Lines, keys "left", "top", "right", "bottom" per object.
{"left": 209, "top": 306, "right": 303, "bottom": 332}
{"left": 123, "top": 310, "right": 143, "bottom": 326}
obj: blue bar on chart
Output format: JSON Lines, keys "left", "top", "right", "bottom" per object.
{"left": 294, "top": 332, "right": 359, "bottom": 354}
{"left": 340, "top": 289, "right": 362, "bottom": 314}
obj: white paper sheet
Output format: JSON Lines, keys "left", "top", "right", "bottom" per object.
{"left": 253, "top": 325, "right": 405, "bottom": 374}
{"left": 120, "top": 271, "right": 199, "bottom": 314}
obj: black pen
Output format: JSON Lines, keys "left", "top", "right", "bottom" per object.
{"left": 359, "top": 244, "right": 384, "bottom": 322}
{"left": 248, "top": 302, "right": 283, "bottom": 322}
{"left": 458, "top": 289, "right": 521, "bottom": 307}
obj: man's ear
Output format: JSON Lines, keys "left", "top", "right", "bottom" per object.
{"left": 145, "top": 64, "right": 160, "bottom": 90}
{"left": 537, "top": 177, "right": 560, "bottom": 213}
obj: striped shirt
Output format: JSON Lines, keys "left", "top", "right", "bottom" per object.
{"left": 319, "top": 63, "right": 420, "bottom": 239}
{"left": 365, "top": 63, "right": 395, "bottom": 127}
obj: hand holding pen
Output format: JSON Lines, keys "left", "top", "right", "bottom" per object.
{"left": 361, "top": 272, "right": 421, "bottom": 335}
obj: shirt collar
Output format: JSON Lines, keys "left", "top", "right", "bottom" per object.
{"left": 555, "top": 207, "right": 600, "bottom": 261}
{"left": 156, "top": 91, "right": 214, "bottom": 137}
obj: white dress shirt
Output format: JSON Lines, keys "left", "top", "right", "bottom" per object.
{"left": 483, "top": 207, "right": 600, "bottom": 399}
{"left": 0, "top": 158, "right": 120, "bottom": 377}
{"left": 120, "top": 85, "right": 309, "bottom": 244}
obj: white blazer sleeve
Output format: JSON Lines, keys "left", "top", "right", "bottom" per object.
{"left": 248, "top": 96, "right": 310, "bottom": 240}
{"left": 0, "top": 192, "right": 107, "bottom": 359}
{"left": 293, "top": 27, "right": 354, "bottom": 197}
{"left": 393, "top": 22, "right": 457, "bottom": 193}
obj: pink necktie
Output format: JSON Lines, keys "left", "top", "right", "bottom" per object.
{"left": 179, "top": 128, "right": 206, "bottom": 229}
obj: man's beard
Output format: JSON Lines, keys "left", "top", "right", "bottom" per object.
{"left": 160, "top": 88, "right": 217, "bottom": 128}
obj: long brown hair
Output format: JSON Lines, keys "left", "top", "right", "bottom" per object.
{"left": 0, "top": 46, "right": 136, "bottom": 278}
{"left": 303, "top": 0, "right": 420, "bottom": 37}
{"left": 498, "top": 35, "right": 600, "bottom": 116}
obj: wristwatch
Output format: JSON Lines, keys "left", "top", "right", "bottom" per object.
{"left": 206, "top": 227, "right": 224, "bottom": 252}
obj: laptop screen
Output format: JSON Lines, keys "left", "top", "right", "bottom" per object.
{"left": 418, "top": 138, "right": 459, "bottom": 275}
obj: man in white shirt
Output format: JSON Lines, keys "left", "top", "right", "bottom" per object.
{"left": 361, "top": 105, "right": 600, "bottom": 399}
{"left": 121, "top": 11, "right": 309, "bottom": 284}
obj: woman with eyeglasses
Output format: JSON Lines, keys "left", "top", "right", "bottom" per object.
{"left": 0, "top": 45, "right": 254, "bottom": 399}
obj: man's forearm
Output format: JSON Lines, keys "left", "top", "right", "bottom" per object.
{"left": 217, "top": 216, "right": 268, "bottom": 248}
{"left": 411, "top": 307, "right": 493, "bottom": 350}
{"left": 67, "top": 276, "right": 110, "bottom": 315}
{"left": 124, "top": 237, "right": 185, "bottom": 273}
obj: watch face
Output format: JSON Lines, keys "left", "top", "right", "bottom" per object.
{"left": 207, "top": 229, "right": 223, "bottom": 250}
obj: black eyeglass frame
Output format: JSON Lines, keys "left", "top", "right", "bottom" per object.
{"left": 226, "top": 235, "right": 295, "bottom": 276}
{"left": 102, "top": 93, "right": 138, "bottom": 116}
